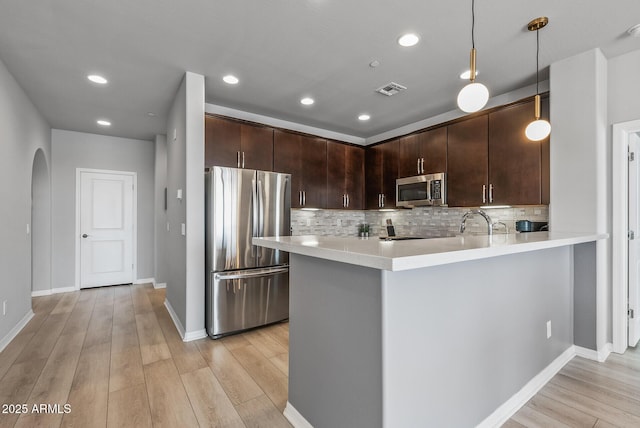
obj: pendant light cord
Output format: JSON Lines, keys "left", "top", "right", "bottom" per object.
{"left": 471, "top": 0, "right": 476, "bottom": 49}
{"left": 536, "top": 28, "right": 540, "bottom": 95}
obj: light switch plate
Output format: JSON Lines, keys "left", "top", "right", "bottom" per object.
{"left": 173, "top": 128, "right": 177, "bottom": 141}
{"left": 181, "top": 223, "right": 186, "bottom": 236}
{"left": 177, "top": 189, "right": 182, "bottom": 200}
{"left": 26, "top": 224, "right": 30, "bottom": 235}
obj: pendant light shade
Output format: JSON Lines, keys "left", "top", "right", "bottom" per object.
{"left": 526, "top": 17, "right": 551, "bottom": 141}
{"left": 457, "top": 0, "right": 489, "bottom": 113}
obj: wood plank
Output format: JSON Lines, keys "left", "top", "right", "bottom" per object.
{"left": 0, "top": 358, "right": 48, "bottom": 428}
{"left": 135, "top": 312, "right": 171, "bottom": 365}
{"left": 540, "top": 382, "right": 640, "bottom": 427}
{"left": 244, "top": 329, "right": 287, "bottom": 359}
{"left": 261, "top": 323, "right": 289, "bottom": 350}
{"left": 500, "top": 420, "right": 527, "bottom": 428}
{"left": 550, "top": 373, "right": 640, "bottom": 417}
{"left": 0, "top": 331, "right": 35, "bottom": 380}
{"left": 14, "top": 332, "right": 86, "bottom": 428}
{"left": 131, "top": 284, "right": 153, "bottom": 314}
{"left": 61, "top": 342, "right": 111, "bottom": 428}
{"left": 196, "top": 339, "right": 263, "bottom": 405}
{"left": 81, "top": 296, "right": 114, "bottom": 351}
{"left": 566, "top": 358, "right": 640, "bottom": 396}
{"left": 219, "top": 333, "right": 251, "bottom": 351}
{"left": 525, "top": 393, "right": 598, "bottom": 427}
{"left": 60, "top": 291, "right": 97, "bottom": 337}
{"left": 231, "top": 344, "right": 288, "bottom": 411}
{"left": 155, "top": 309, "right": 207, "bottom": 374}
{"left": 560, "top": 363, "right": 640, "bottom": 402}
{"left": 14, "top": 312, "right": 71, "bottom": 364}
{"left": 109, "top": 347, "right": 145, "bottom": 393}
{"left": 269, "top": 353, "right": 288, "bottom": 376}
{"left": 143, "top": 358, "right": 199, "bottom": 428}
{"left": 511, "top": 404, "right": 573, "bottom": 428}
{"left": 594, "top": 419, "right": 623, "bottom": 428}
{"left": 107, "top": 384, "right": 152, "bottom": 428}
{"left": 181, "top": 367, "right": 245, "bottom": 428}
{"left": 235, "top": 395, "right": 292, "bottom": 428}
{"left": 50, "top": 291, "right": 80, "bottom": 315}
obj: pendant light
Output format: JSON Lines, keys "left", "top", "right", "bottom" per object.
{"left": 525, "top": 17, "right": 551, "bottom": 141}
{"left": 457, "top": 0, "right": 489, "bottom": 113}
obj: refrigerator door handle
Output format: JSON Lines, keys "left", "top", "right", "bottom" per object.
{"left": 257, "top": 179, "right": 264, "bottom": 258}
{"left": 251, "top": 178, "right": 258, "bottom": 257}
{"left": 214, "top": 266, "right": 289, "bottom": 281}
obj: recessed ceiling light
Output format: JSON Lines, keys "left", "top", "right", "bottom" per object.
{"left": 398, "top": 33, "right": 419, "bottom": 47}
{"left": 97, "top": 119, "right": 111, "bottom": 126}
{"left": 87, "top": 74, "right": 108, "bottom": 84}
{"left": 300, "top": 97, "right": 314, "bottom": 106}
{"left": 459, "top": 70, "right": 479, "bottom": 79}
{"left": 358, "top": 114, "right": 371, "bottom": 121}
{"left": 223, "top": 75, "right": 239, "bottom": 85}
{"left": 628, "top": 23, "right": 640, "bottom": 37}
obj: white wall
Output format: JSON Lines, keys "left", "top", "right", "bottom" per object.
{"left": 154, "top": 134, "right": 168, "bottom": 287}
{"left": 0, "top": 57, "right": 51, "bottom": 347}
{"left": 51, "top": 129, "right": 155, "bottom": 289}
{"left": 165, "top": 72, "right": 205, "bottom": 340}
{"left": 608, "top": 50, "right": 640, "bottom": 125}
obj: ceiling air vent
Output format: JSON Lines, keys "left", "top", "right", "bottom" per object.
{"left": 375, "top": 82, "right": 407, "bottom": 96}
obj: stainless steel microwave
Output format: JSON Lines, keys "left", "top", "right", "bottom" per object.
{"left": 396, "top": 173, "right": 447, "bottom": 208}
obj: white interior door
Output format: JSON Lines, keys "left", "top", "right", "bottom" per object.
{"left": 80, "top": 170, "right": 134, "bottom": 288}
{"left": 628, "top": 135, "right": 640, "bottom": 347}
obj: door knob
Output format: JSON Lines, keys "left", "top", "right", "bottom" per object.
{"left": 82, "top": 234, "right": 89, "bottom": 238}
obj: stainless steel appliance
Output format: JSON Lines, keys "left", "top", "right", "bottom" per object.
{"left": 205, "top": 166, "right": 291, "bottom": 339}
{"left": 396, "top": 173, "right": 447, "bottom": 208}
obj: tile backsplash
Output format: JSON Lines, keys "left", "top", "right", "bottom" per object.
{"left": 291, "top": 206, "right": 549, "bottom": 237}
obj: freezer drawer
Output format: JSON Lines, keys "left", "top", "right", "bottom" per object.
{"left": 206, "top": 266, "right": 289, "bottom": 339}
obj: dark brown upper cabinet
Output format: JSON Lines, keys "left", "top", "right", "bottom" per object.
{"left": 365, "top": 139, "right": 398, "bottom": 209}
{"left": 273, "top": 130, "right": 327, "bottom": 209}
{"left": 205, "top": 115, "right": 273, "bottom": 171}
{"left": 326, "top": 141, "right": 365, "bottom": 210}
{"left": 488, "top": 97, "right": 550, "bottom": 205}
{"left": 447, "top": 115, "right": 489, "bottom": 207}
{"left": 398, "top": 127, "right": 448, "bottom": 178}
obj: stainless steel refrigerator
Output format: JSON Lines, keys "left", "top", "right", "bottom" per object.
{"left": 205, "top": 166, "right": 291, "bottom": 339}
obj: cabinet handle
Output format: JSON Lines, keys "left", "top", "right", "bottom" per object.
{"left": 236, "top": 151, "right": 240, "bottom": 168}
{"left": 417, "top": 158, "right": 421, "bottom": 175}
{"left": 303, "top": 191, "right": 306, "bottom": 207}
{"left": 342, "top": 194, "right": 346, "bottom": 207}
{"left": 381, "top": 194, "right": 385, "bottom": 208}
{"left": 242, "top": 152, "right": 245, "bottom": 168}
{"left": 482, "top": 185, "right": 487, "bottom": 204}
{"left": 489, "top": 184, "right": 494, "bottom": 203}
{"left": 378, "top": 194, "right": 381, "bottom": 208}
{"left": 346, "top": 194, "right": 350, "bottom": 208}
{"left": 421, "top": 158, "right": 425, "bottom": 174}
{"left": 299, "top": 191, "right": 302, "bottom": 206}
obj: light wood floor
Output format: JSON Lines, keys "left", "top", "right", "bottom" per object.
{"left": 1, "top": 284, "right": 639, "bottom": 428}
{"left": 0, "top": 284, "right": 291, "bottom": 428}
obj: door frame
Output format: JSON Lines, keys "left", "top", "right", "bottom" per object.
{"left": 75, "top": 168, "right": 137, "bottom": 290}
{"left": 612, "top": 119, "right": 640, "bottom": 353}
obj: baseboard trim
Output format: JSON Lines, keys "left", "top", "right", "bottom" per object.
{"left": 477, "top": 345, "right": 576, "bottom": 428}
{"left": 284, "top": 402, "right": 314, "bottom": 428}
{"left": 164, "top": 298, "right": 186, "bottom": 339}
{"left": 31, "top": 286, "right": 77, "bottom": 297}
{"left": 183, "top": 329, "right": 207, "bottom": 342}
{"left": 0, "top": 310, "right": 34, "bottom": 353}
{"left": 153, "top": 282, "right": 167, "bottom": 289}
{"left": 575, "top": 343, "right": 612, "bottom": 362}
{"left": 133, "top": 277, "right": 155, "bottom": 286}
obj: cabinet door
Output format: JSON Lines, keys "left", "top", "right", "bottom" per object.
{"left": 420, "top": 127, "right": 447, "bottom": 175}
{"left": 205, "top": 116, "right": 241, "bottom": 168}
{"left": 274, "top": 130, "right": 326, "bottom": 209}
{"left": 344, "top": 145, "right": 365, "bottom": 210}
{"left": 241, "top": 124, "right": 273, "bottom": 171}
{"left": 489, "top": 99, "right": 547, "bottom": 205}
{"left": 447, "top": 116, "right": 489, "bottom": 207}
{"left": 327, "top": 142, "right": 364, "bottom": 210}
{"left": 301, "top": 135, "right": 327, "bottom": 209}
{"left": 274, "top": 130, "right": 303, "bottom": 207}
{"left": 365, "top": 145, "right": 384, "bottom": 209}
{"left": 398, "top": 134, "right": 422, "bottom": 178}
{"left": 380, "top": 139, "right": 399, "bottom": 209}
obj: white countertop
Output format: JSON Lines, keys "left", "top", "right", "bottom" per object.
{"left": 253, "top": 232, "right": 608, "bottom": 271}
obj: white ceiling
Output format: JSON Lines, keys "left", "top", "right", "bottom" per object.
{"left": 1, "top": 0, "right": 639, "bottom": 142}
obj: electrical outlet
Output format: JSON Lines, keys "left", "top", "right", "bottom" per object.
{"left": 2, "top": 300, "right": 6, "bottom": 316}
{"left": 546, "top": 320, "right": 552, "bottom": 339}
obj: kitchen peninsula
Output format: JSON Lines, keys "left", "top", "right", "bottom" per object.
{"left": 254, "top": 232, "right": 606, "bottom": 427}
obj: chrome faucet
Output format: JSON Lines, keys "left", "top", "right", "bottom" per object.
{"left": 459, "top": 209, "right": 493, "bottom": 236}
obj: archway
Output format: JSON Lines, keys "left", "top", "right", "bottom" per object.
{"left": 31, "top": 148, "right": 51, "bottom": 295}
